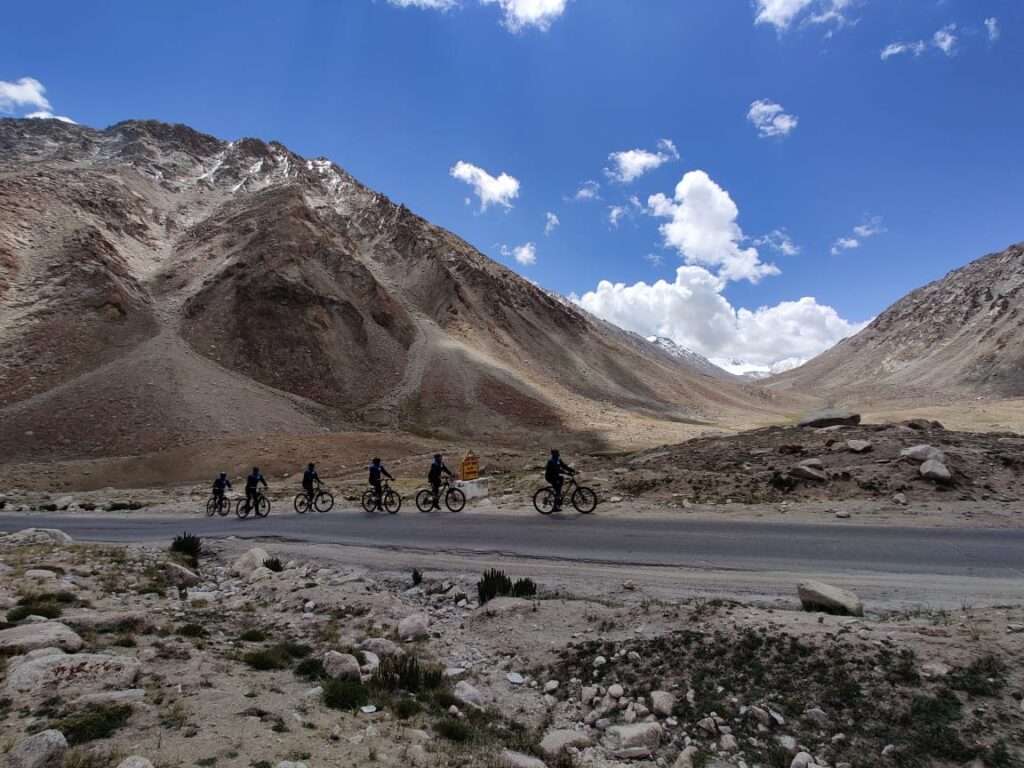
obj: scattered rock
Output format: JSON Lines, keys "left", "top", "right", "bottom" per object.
{"left": 499, "top": 750, "right": 547, "bottom": 768}
{"left": 540, "top": 729, "right": 592, "bottom": 758}
{"left": 361, "top": 637, "right": 404, "bottom": 658}
{"left": 0, "top": 622, "right": 84, "bottom": 654}
{"left": 164, "top": 562, "right": 201, "bottom": 587}
{"left": 397, "top": 613, "right": 429, "bottom": 641}
{"left": 673, "top": 746, "right": 700, "bottom": 768}
{"left": 116, "top": 759, "right": 154, "bottom": 768}
{"left": 798, "top": 410, "right": 861, "bottom": 428}
{"left": 846, "top": 439, "right": 873, "bottom": 453}
{"left": 797, "top": 580, "right": 864, "bottom": 617}
{"left": 232, "top": 547, "right": 271, "bottom": 577}
{"left": 608, "top": 683, "right": 624, "bottom": 699}
{"left": 920, "top": 459, "right": 952, "bottom": 483}
{"left": 891, "top": 492, "right": 908, "bottom": 506}
{"left": 790, "top": 464, "right": 828, "bottom": 482}
{"left": 506, "top": 672, "right": 525, "bottom": 685}
{"left": 454, "top": 680, "right": 484, "bottom": 708}
{"left": 8, "top": 730, "right": 67, "bottom": 768}
{"left": 76, "top": 689, "right": 147, "bottom": 706}
{"left": 2, "top": 529, "right": 73, "bottom": 546}
{"left": 605, "top": 722, "right": 663, "bottom": 759}
{"left": 834, "top": 509, "right": 851, "bottom": 519}
{"left": 900, "top": 445, "right": 945, "bottom": 463}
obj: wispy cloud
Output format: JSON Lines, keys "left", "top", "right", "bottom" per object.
{"left": 881, "top": 41, "right": 926, "bottom": 60}
{"left": 389, "top": 0, "right": 568, "bottom": 32}
{"left": 571, "top": 180, "right": 601, "bottom": 202}
{"left": 832, "top": 215, "right": 885, "bottom": 255}
{"left": 544, "top": 212, "right": 560, "bottom": 236}
{"left": 932, "top": 24, "right": 958, "bottom": 56}
{"left": 985, "top": 17, "right": 1000, "bottom": 43}
{"left": 501, "top": 242, "right": 537, "bottom": 265}
{"left": 754, "top": 0, "right": 852, "bottom": 33}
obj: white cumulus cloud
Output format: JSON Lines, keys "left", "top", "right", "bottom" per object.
{"left": 747, "top": 100, "right": 799, "bottom": 139}
{"left": 576, "top": 265, "right": 865, "bottom": 371}
{"left": 0, "top": 77, "right": 52, "bottom": 113}
{"left": 605, "top": 139, "right": 679, "bottom": 184}
{"left": 833, "top": 215, "right": 884, "bottom": 254}
{"left": 754, "top": 0, "right": 851, "bottom": 32}
{"left": 985, "top": 17, "right": 1000, "bottom": 42}
{"left": 501, "top": 242, "right": 537, "bottom": 265}
{"left": 480, "top": 0, "right": 568, "bottom": 32}
{"left": 450, "top": 161, "right": 520, "bottom": 211}
{"left": 933, "top": 24, "right": 958, "bottom": 56}
{"left": 647, "top": 170, "right": 779, "bottom": 284}
{"left": 544, "top": 212, "right": 560, "bottom": 236}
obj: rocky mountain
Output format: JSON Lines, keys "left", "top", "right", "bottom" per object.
{"left": 645, "top": 337, "right": 732, "bottom": 380}
{"left": 771, "top": 243, "right": 1024, "bottom": 401}
{"left": 0, "top": 118, "right": 781, "bottom": 460}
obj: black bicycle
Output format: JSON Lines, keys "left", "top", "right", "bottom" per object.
{"left": 205, "top": 494, "right": 231, "bottom": 517}
{"left": 533, "top": 476, "right": 598, "bottom": 515}
{"left": 294, "top": 485, "right": 335, "bottom": 514}
{"left": 361, "top": 480, "right": 402, "bottom": 514}
{"left": 236, "top": 490, "right": 271, "bottom": 519}
{"left": 415, "top": 478, "right": 466, "bottom": 513}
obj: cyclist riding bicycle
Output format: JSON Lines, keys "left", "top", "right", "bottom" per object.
{"left": 368, "top": 458, "right": 394, "bottom": 510}
{"left": 212, "top": 472, "right": 232, "bottom": 510}
{"left": 302, "top": 462, "right": 320, "bottom": 503}
{"left": 427, "top": 454, "right": 454, "bottom": 510}
{"left": 545, "top": 449, "right": 575, "bottom": 512}
{"left": 245, "top": 466, "right": 268, "bottom": 514}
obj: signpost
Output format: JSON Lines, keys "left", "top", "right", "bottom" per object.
{"left": 460, "top": 451, "right": 480, "bottom": 482}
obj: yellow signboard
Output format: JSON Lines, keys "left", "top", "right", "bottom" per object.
{"left": 460, "top": 452, "right": 480, "bottom": 481}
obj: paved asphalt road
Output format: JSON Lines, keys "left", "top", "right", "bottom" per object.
{"left": 1, "top": 510, "right": 1022, "bottom": 579}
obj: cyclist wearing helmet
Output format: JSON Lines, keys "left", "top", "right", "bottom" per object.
{"left": 545, "top": 449, "right": 575, "bottom": 512}
{"left": 368, "top": 458, "right": 394, "bottom": 510}
{"left": 427, "top": 454, "right": 454, "bottom": 510}
{"left": 245, "top": 467, "right": 268, "bottom": 514}
{"left": 302, "top": 462, "right": 320, "bottom": 503}
{"left": 212, "top": 472, "right": 232, "bottom": 512}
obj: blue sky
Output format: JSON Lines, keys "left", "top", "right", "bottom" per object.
{"left": 2, "top": 1, "right": 1022, "bottom": 371}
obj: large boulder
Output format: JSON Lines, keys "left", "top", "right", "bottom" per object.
{"left": 62, "top": 610, "right": 148, "bottom": 633}
{"left": 0, "top": 622, "right": 84, "bottom": 654}
{"left": 798, "top": 581, "right": 863, "bottom": 617}
{"left": 920, "top": 460, "right": 952, "bottom": 483}
{"left": 323, "top": 651, "right": 361, "bottom": 681}
{"left": 605, "top": 722, "right": 663, "bottom": 759}
{"left": 232, "top": 547, "right": 271, "bottom": 577}
{"left": 5, "top": 651, "right": 141, "bottom": 698}
{"left": 540, "top": 729, "right": 593, "bottom": 758}
{"left": 8, "top": 730, "right": 67, "bottom": 768}
{"left": 798, "top": 410, "right": 860, "bottom": 429}
{"left": 397, "top": 613, "right": 429, "bottom": 641}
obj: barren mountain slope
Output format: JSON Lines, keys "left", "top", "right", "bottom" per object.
{"left": 771, "top": 243, "right": 1024, "bottom": 402}
{"left": 0, "top": 118, "right": 786, "bottom": 461}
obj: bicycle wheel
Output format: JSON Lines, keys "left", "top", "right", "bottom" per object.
{"left": 384, "top": 490, "right": 402, "bottom": 515}
{"left": 205, "top": 497, "right": 217, "bottom": 517}
{"left": 415, "top": 490, "right": 434, "bottom": 513}
{"left": 314, "top": 491, "right": 334, "bottom": 513}
{"left": 572, "top": 486, "right": 598, "bottom": 514}
{"left": 361, "top": 490, "right": 377, "bottom": 513}
{"left": 255, "top": 495, "right": 271, "bottom": 518}
{"left": 217, "top": 498, "right": 230, "bottom": 517}
{"left": 294, "top": 493, "right": 310, "bottom": 514}
{"left": 445, "top": 487, "right": 466, "bottom": 513}
{"left": 533, "top": 487, "right": 556, "bottom": 515}
{"left": 235, "top": 498, "right": 250, "bottom": 519}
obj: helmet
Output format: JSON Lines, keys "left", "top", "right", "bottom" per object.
{"left": 219, "top": 472, "right": 226, "bottom": 478}
{"left": 308, "top": 463, "right": 315, "bottom": 470}
{"left": 253, "top": 467, "right": 259, "bottom": 473}
{"left": 433, "top": 454, "right": 442, "bottom": 460}
{"left": 372, "top": 457, "right": 381, "bottom": 464}
{"left": 551, "top": 449, "right": 560, "bottom": 457}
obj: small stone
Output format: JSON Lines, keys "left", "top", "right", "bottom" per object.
{"left": 454, "top": 680, "right": 484, "bottom": 708}
{"left": 846, "top": 439, "right": 873, "bottom": 453}
{"left": 920, "top": 459, "right": 952, "bottom": 483}
{"left": 539, "top": 729, "right": 592, "bottom": 758}
{"left": 543, "top": 680, "right": 559, "bottom": 693}
{"left": 397, "top": 613, "right": 429, "bottom": 641}
{"left": 891, "top": 492, "right": 908, "bottom": 506}
{"left": 608, "top": 683, "right": 624, "bottom": 699}
{"left": 798, "top": 580, "right": 863, "bottom": 617}
{"left": 650, "top": 690, "right": 675, "bottom": 717}
{"left": 506, "top": 672, "right": 525, "bottom": 685}
{"left": 116, "top": 759, "right": 154, "bottom": 768}
{"left": 720, "top": 733, "right": 738, "bottom": 752}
